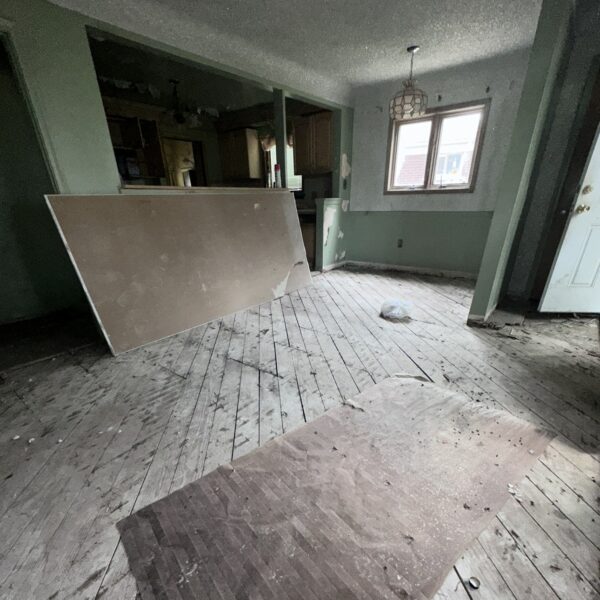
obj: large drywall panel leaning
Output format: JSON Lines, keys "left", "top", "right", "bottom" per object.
{"left": 47, "top": 190, "right": 311, "bottom": 354}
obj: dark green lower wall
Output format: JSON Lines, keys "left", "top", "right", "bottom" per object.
{"left": 322, "top": 209, "right": 493, "bottom": 276}
{"left": 0, "top": 42, "right": 83, "bottom": 324}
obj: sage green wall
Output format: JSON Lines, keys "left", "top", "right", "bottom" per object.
{"left": 469, "top": 0, "right": 571, "bottom": 320}
{"left": 344, "top": 45, "right": 531, "bottom": 280}
{"left": 0, "top": 0, "right": 121, "bottom": 194}
{"left": 0, "top": 42, "right": 83, "bottom": 323}
{"left": 343, "top": 211, "right": 492, "bottom": 276}
{"left": 0, "top": 0, "right": 121, "bottom": 323}
{"left": 315, "top": 201, "right": 492, "bottom": 276}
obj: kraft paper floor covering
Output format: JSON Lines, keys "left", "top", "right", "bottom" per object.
{"left": 117, "top": 376, "right": 554, "bottom": 600}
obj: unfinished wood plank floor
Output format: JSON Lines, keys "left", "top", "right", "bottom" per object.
{"left": 0, "top": 269, "right": 598, "bottom": 600}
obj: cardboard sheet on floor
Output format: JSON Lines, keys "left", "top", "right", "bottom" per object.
{"left": 46, "top": 190, "right": 311, "bottom": 354}
{"left": 117, "top": 376, "right": 554, "bottom": 600}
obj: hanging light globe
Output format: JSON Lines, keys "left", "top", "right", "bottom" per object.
{"left": 389, "top": 46, "right": 428, "bottom": 121}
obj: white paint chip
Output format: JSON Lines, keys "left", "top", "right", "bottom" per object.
{"left": 341, "top": 153, "right": 352, "bottom": 179}
{"left": 271, "top": 271, "right": 291, "bottom": 298}
{"left": 323, "top": 206, "right": 336, "bottom": 246}
{"left": 341, "top": 199, "right": 349, "bottom": 212}
{"left": 338, "top": 230, "right": 344, "bottom": 239}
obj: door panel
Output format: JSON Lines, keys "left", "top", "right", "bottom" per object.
{"left": 292, "top": 117, "right": 313, "bottom": 175}
{"left": 313, "top": 111, "right": 332, "bottom": 173}
{"left": 572, "top": 226, "right": 600, "bottom": 285}
{"left": 540, "top": 126, "right": 600, "bottom": 312}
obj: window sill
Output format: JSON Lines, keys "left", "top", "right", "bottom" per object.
{"left": 385, "top": 186, "right": 474, "bottom": 195}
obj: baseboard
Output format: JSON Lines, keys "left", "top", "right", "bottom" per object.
{"left": 320, "top": 261, "right": 348, "bottom": 272}
{"left": 322, "top": 260, "right": 477, "bottom": 280}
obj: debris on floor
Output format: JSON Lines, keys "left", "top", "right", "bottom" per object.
{"left": 380, "top": 299, "right": 411, "bottom": 321}
{"left": 507, "top": 483, "right": 523, "bottom": 502}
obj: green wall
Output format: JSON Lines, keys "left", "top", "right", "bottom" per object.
{"left": 0, "top": 0, "right": 121, "bottom": 323}
{"left": 344, "top": 211, "right": 492, "bottom": 276}
{"left": 0, "top": 41, "right": 83, "bottom": 323}
{"left": 469, "top": 0, "right": 571, "bottom": 319}
{"left": 316, "top": 202, "right": 492, "bottom": 277}
{"left": 0, "top": 0, "right": 121, "bottom": 194}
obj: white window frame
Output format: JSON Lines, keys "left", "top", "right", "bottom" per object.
{"left": 385, "top": 99, "right": 490, "bottom": 194}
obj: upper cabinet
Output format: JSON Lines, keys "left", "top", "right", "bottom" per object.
{"left": 107, "top": 116, "right": 166, "bottom": 183}
{"left": 219, "top": 128, "right": 262, "bottom": 182}
{"left": 293, "top": 111, "right": 333, "bottom": 176}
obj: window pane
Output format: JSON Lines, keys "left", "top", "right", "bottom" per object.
{"left": 392, "top": 119, "right": 432, "bottom": 188}
{"left": 433, "top": 111, "right": 482, "bottom": 187}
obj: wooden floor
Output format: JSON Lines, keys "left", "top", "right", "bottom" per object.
{"left": 0, "top": 269, "right": 598, "bottom": 600}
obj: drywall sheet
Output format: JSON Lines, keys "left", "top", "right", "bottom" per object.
{"left": 117, "top": 376, "right": 554, "bottom": 600}
{"left": 47, "top": 191, "right": 311, "bottom": 354}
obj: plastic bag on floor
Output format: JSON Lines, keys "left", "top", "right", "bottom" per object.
{"left": 380, "top": 299, "right": 411, "bottom": 321}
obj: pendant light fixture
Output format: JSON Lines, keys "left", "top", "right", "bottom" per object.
{"left": 389, "top": 45, "right": 428, "bottom": 121}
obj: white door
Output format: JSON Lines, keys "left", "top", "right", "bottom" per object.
{"left": 540, "top": 125, "right": 600, "bottom": 312}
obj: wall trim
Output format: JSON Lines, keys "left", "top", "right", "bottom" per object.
{"left": 320, "top": 260, "right": 347, "bottom": 272}
{"left": 322, "top": 260, "right": 477, "bottom": 280}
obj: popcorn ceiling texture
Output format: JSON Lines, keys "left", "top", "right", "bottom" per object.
{"left": 50, "top": 0, "right": 541, "bottom": 104}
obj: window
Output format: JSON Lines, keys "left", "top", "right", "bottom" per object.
{"left": 268, "top": 144, "right": 303, "bottom": 190}
{"left": 385, "top": 101, "right": 489, "bottom": 193}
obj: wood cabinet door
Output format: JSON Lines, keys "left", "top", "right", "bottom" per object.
{"left": 313, "top": 111, "right": 332, "bottom": 173}
{"left": 292, "top": 117, "right": 313, "bottom": 175}
{"left": 220, "top": 128, "right": 262, "bottom": 181}
{"left": 220, "top": 130, "right": 246, "bottom": 180}
{"left": 139, "top": 119, "right": 165, "bottom": 178}
{"left": 245, "top": 129, "right": 262, "bottom": 179}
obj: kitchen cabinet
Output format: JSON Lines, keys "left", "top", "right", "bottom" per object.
{"left": 107, "top": 116, "right": 165, "bottom": 183}
{"left": 293, "top": 111, "right": 332, "bottom": 176}
{"left": 219, "top": 128, "right": 262, "bottom": 182}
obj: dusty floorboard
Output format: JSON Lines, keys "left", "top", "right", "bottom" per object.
{"left": 0, "top": 269, "right": 598, "bottom": 600}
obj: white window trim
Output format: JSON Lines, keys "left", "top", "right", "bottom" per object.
{"left": 385, "top": 99, "right": 490, "bottom": 195}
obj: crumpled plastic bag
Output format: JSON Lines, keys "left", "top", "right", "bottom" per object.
{"left": 380, "top": 299, "right": 411, "bottom": 321}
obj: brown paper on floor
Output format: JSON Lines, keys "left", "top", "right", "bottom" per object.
{"left": 46, "top": 190, "right": 311, "bottom": 354}
{"left": 117, "top": 376, "right": 554, "bottom": 600}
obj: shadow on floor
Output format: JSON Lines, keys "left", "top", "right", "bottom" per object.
{"left": 0, "top": 309, "right": 101, "bottom": 371}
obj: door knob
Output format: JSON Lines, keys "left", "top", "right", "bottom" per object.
{"left": 574, "top": 204, "right": 591, "bottom": 213}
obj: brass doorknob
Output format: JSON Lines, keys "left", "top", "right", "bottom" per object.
{"left": 574, "top": 204, "right": 591, "bottom": 213}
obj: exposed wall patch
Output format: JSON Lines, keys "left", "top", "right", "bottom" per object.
{"left": 323, "top": 205, "right": 337, "bottom": 246}
{"left": 341, "top": 153, "right": 352, "bottom": 179}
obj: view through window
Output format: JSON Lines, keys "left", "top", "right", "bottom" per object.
{"left": 386, "top": 102, "right": 488, "bottom": 193}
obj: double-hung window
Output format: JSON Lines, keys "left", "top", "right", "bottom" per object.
{"left": 385, "top": 100, "right": 489, "bottom": 193}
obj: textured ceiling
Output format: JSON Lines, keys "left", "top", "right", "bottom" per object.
{"left": 51, "top": 0, "right": 542, "bottom": 103}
